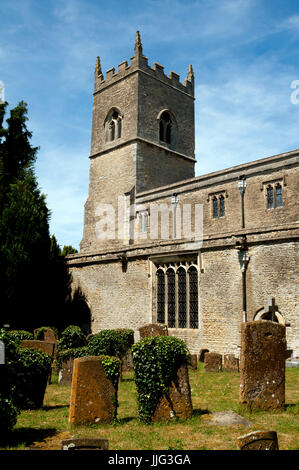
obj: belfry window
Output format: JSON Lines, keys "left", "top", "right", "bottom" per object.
{"left": 159, "top": 111, "right": 172, "bottom": 144}
{"left": 156, "top": 261, "right": 199, "bottom": 329}
{"left": 105, "top": 109, "right": 122, "bottom": 142}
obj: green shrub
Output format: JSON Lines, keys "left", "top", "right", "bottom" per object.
{"left": 55, "top": 346, "right": 89, "bottom": 371}
{"left": 87, "top": 329, "right": 134, "bottom": 360}
{"left": 0, "top": 397, "right": 18, "bottom": 434}
{"left": 101, "top": 355, "right": 121, "bottom": 421}
{"left": 132, "top": 336, "right": 190, "bottom": 423}
{"left": 34, "top": 326, "right": 58, "bottom": 341}
{"left": 8, "top": 330, "right": 33, "bottom": 345}
{"left": 58, "top": 325, "right": 86, "bottom": 351}
{"left": 13, "top": 348, "right": 52, "bottom": 409}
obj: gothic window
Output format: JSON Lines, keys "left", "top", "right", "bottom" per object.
{"left": 266, "top": 183, "right": 283, "bottom": 209}
{"left": 105, "top": 109, "right": 122, "bottom": 142}
{"left": 188, "top": 266, "right": 198, "bottom": 328}
{"left": 156, "top": 269, "right": 165, "bottom": 324}
{"left": 156, "top": 262, "right": 199, "bottom": 329}
{"left": 211, "top": 193, "right": 226, "bottom": 218}
{"left": 219, "top": 195, "right": 225, "bottom": 217}
{"left": 159, "top": 111, "right": 172, "bottom": 144}
{"left": 167, "top": 268, "right": 176, "bottom": 328}
{"left": 138, "top": 211, "right": 149, "bottom": 233}
{"left": 177, "top": 267, "right": 187, "bottom": 328}
{"left": 212, "top": 197, "right": 218, "bottom": 218}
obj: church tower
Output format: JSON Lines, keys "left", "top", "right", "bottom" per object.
{"left": 80, "top": 32, "right": 196, "bottom": 252}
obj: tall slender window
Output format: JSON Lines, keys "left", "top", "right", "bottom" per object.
{"left": 105, "top": 109, "right": 122, "bottom": 142}
{"left": 219, "top": 195, "right": 225, "bottom": 217}
{"left": 167, "top": 269, "right": 176, "bottom": 328}
{"left": 157, "top": 270, "right": 165, "bottom": 323}
{"left": 159, "top": 111, "right": 172, "bottom": 144}
{"left": 267, "top": 185, "right": 274, "bottom": 209}
{"left": 275, "top": 184, "right": 283, "bottom": 207}
{"left": 212, "top": 197, "right": 218, "bottom": 218}
{"left": 188, "top": 266, "right": 198, "bottom": 329}
{"left": 178, "top": 267, "right": 187, "bottom": 328}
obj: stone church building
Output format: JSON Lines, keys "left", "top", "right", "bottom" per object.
{"left": 67, "top": 32, "right": 299, "bottom": 358}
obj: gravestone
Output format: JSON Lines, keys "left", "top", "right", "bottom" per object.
{"left": 240, "top": 321, "right": 286, "bottom": 410}
{"left": 223, "top": 354, "right": 239, "bottom": 372}
{"left": 69, "top": 356, "right": 120, "bottom": 425}
{"left": 236, "top": 430, "right": 279, "bottom": 450}
{"left": 152, "top": 361, "right": 193, "bottom": 422}
{"left": 139, "top": 323, "right": 168, "bottom": 339}
{"left": 187, "top": 354, "right": 198, "bottom": 370}
{"left": 58, "top": 358, "right": 74, "bottom": 386}
{"left": 22, "top": 340, "right": 55, "bottom": 384}
{"left": 0, "top": 340, "right": 4, "bottom": 365}
{"left": 199, "top": 349, "right": 209, "bottom": 362}
{"left": 122, "top": 350, "right": 134, "bottom": 371}
{"left": 61, "top": 438, "right": 109, "bottom": 450}
{"left": 204, "top": 352, "right": 222, "bottom": 372}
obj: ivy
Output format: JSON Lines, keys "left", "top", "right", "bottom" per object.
{"left": 132, "top": 336, "right": 190, "bottom": 423}
{"left": 58, "top": 325, "right": 86, "bottom": 351}
{"left": 34, "top": 326, "right": 58, "bottom": 341}
{"left": 8, "top": 330, "right": 33, "bottom": 345}
{"left": 55, "top": 346, "right": 89, "bottom": 371}
{"left": 101, "top": 355, "right": 121, "bottom": 422}
{"left": 0, "top": 397, "right": 18, "bottom": 435}
{"left": 87, "top": 329, "right": 134, "bottom": 360}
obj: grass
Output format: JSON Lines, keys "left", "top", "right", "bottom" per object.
{"left": 1, "top": 364, "right": 298, "bottom": 450}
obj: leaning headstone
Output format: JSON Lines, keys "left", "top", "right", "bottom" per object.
{"left": 223, "top": 354, "right": 239, "bottom": 372}
{"left": 236, "top": 430, "right": 279, "bottom": 450}
{"left": 69, "top": 356, "right": 120, "bottom": 425}
{"left": 187, "top": 354, "right": 198, "bottom": 370}
{"left": 139, "top": 323, "right": 168, "bottom": 339}
{"left": 240, "top": 321, "right": 286, "bottom": 410}
{"left": 61, "top": 438, "right": 109, "bottom": 450}
{"left": 58, "top": 358, "right": 74, "bottom": 386}
{"left": 152, "top": 361, "right": 193, "bottom": 422}
{"left": 204, "top": 352, "right": 222, "bottom": 372}
{"left": 0, "top": 340, "right": 5, "bottom": 365}
{"left": 199, "top": 349, "right": 209, "bottom": 362}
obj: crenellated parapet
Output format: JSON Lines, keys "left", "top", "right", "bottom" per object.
{"left": 94, "top": 31, "right": 194, "bottom": 97}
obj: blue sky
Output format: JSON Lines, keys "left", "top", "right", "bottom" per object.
{"left": 1, "top": 0, "right": 299, "bottom": 250}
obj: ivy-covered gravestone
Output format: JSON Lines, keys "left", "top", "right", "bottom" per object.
{"left": 132, "top": 336, "right": 193, "bottom": 423}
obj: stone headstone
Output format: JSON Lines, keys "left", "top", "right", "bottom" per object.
{"left": 122, "top": 350, "right": 134, "bottom": 371}
{"left": 139, "top": 323, "right": 168, "bottom": 339}
{"left": 204, "top": 352, "right": 222, "bottom": 372}
{"left": 69, "top": 356, "right": 120, "bottom": 425}
{"left": 199, "top": 349, "right": 209, "bottom": 362}
{"left": 0, "top": 340, "right": 5, "bottom": 365}
{"left": 58, "top": 358, "right": 74, "bottom": 386}
{"left": 187, "top": 354, "right": 198, "bottom": 370}
{"left": 236, "top": 430, "right": 279, "bottom": 450}
{"left": 152, "top": 362, "right": 193, "bottom": 422}
{"left": 61, "top": 438, "right": 109, "bottom": 450}
{"left": 240, "top": 321, "right": 286, "bottom": 410}
{"left": 22, "top": 340, "right": 55, "bottom": 359}
{"left": 223, "top": 354, "right": 239, "bottom": 372}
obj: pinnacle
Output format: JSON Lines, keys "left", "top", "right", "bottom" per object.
{"left": 95, "top": 56, "right": 102, "bottom": 77}
{"left": 134, "top": 30, "right": 143, "bottom": 55}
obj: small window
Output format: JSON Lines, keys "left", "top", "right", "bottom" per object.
{"left": 159, "top": 111, "right": 172, "bottom": 144}
{"left": 266, "top": 183, "right": 283, "bottom": 209}
{"left": 267, "top": 185, "right": 274, "bottom": 209}
{"left": 212, "top": 194, "right": 226, "bottom": 218}
{"left": 212, "top": 197, "right": 218, "bottom": 218}
{"left": 275, "top": 184, "right": 283, "bottom": 207}
{"left": 105, "top": 109, "right": 122, "bottom": 142}
{"left": 138, "top": 211, "right": 149, "bottom": 233}
{"left": 219, "top": 195, "right": 225, "bottom": 217}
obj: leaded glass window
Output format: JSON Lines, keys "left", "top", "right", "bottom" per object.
{"left": 212, "top": 197, "right": 218, "bottom": 218}
{"left": 219, "top": 195, "right": 225, "bottom": 217}
{"left": 267, "top": 185, "right": 274, "bottom": 209}
{"left": 167, "top": 269, "right": 176, "bottom": 328}
{"left": 157, "top": 270, "right": 165, "bottom": 323}
{"left": 188, "top": 266, "right": 198, "bottom": 329}
{"left": 178, "top": 268, "right": 187, "bottom": 328}
{"left": 275, "top": 184, "right": 283, "bottom": 207}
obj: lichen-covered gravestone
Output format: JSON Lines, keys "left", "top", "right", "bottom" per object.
{"left": 236, "top": 430, "right": 279, "bottom": 450}
{"left": 240, "top": 321, "right": 286, "bottom": 410}
{"left": 139, "top": 323, "right": 168, "bottom": 339}
{"left": 69, "top": 356, "right": 120, "bottom": 425}
{"left": 58, "top": 358, "right": 74, "bottom": 386}
{"left": 223, "top": 354, "right": 239, "bottom": 372}
{"left": 204, "top": 352, "right": 222, "bottom": 372}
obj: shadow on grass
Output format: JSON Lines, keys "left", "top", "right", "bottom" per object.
{"left": 0, "top": 428, "right": 57, "bottom": 449}
{"left": 42, "top": 405, "right": 69, "bottom": 411}
{"left": 116, "top": 416, "right": 136, "bottom": 425}
{"left": 192, "top": 409, "right": 210, "bottom": 417}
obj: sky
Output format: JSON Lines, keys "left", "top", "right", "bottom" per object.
{"left": 1, "top": 0, "right": 299, "bottom": 250}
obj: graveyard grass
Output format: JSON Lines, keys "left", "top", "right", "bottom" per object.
{"left": 1, "top": 364, "right": 298, "bottom": 451}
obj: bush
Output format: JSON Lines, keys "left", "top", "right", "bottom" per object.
{"left": 132, "top": 336, "right": 190, "bottom": 423}
{"left": 58, "top": 325, "right": 86, "bottom": 351}
{"left": 34, "top": 326, "right": 58, "bottom": 341}
{"left": 13, "top": 348, "right": 52, "bottom": 409}
{"left": 87, "top": 329, "right": 134, "bottom": 360}
{"left": 55, "top": 346, "right": 89, "bottom": 371}
{"left": 8, "top": 330, "right": 33, "bottom": 345}
{"left": 0, "top": 397, "right": 18, "bottom": 434}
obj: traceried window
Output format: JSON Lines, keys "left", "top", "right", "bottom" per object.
{"left": 266, "top": 183, "right": 283, "bottom": 209}
{"left": 159, "top": 111, "right": 172, "bottom": 144}
{"left": 138, "top": 211, "right": 149, "bottom": 233}
{"left": 105, "top": 109, "right": 122, "bottom": 142}
{"left": 211, "top": 193, "right": 226, "bottom": 218}
{"left": 156, "top": 261, "right": 199, "bottom": 329}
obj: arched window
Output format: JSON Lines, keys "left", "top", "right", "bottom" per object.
{"left": 159, "top": 111, "right": 172, "bottom": 144}
{"left": 212, "top": 196, "right": 218, "bottom": 218}
{"left": 167, "top": 268, "right": 176, "bottom": 328}
{"left": 267, "top": 185, "right": 274, "bottom": 209}
{"left": 275, "top": 184, "right": 283, "bottom": 207}
{"left": 219, "top": 195, "right": 225, "bottom": 217}
{"left": 156, "top": 269, "right": 165, "bottom": 324}
{"left": 188, "top": 266, "right": 198, "bottom": 329}
{"left": 105, "top": 109, "right": 122, "bottom": 142}
{"left": 177, "top": 267, "right": 187, "bottom": 328}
